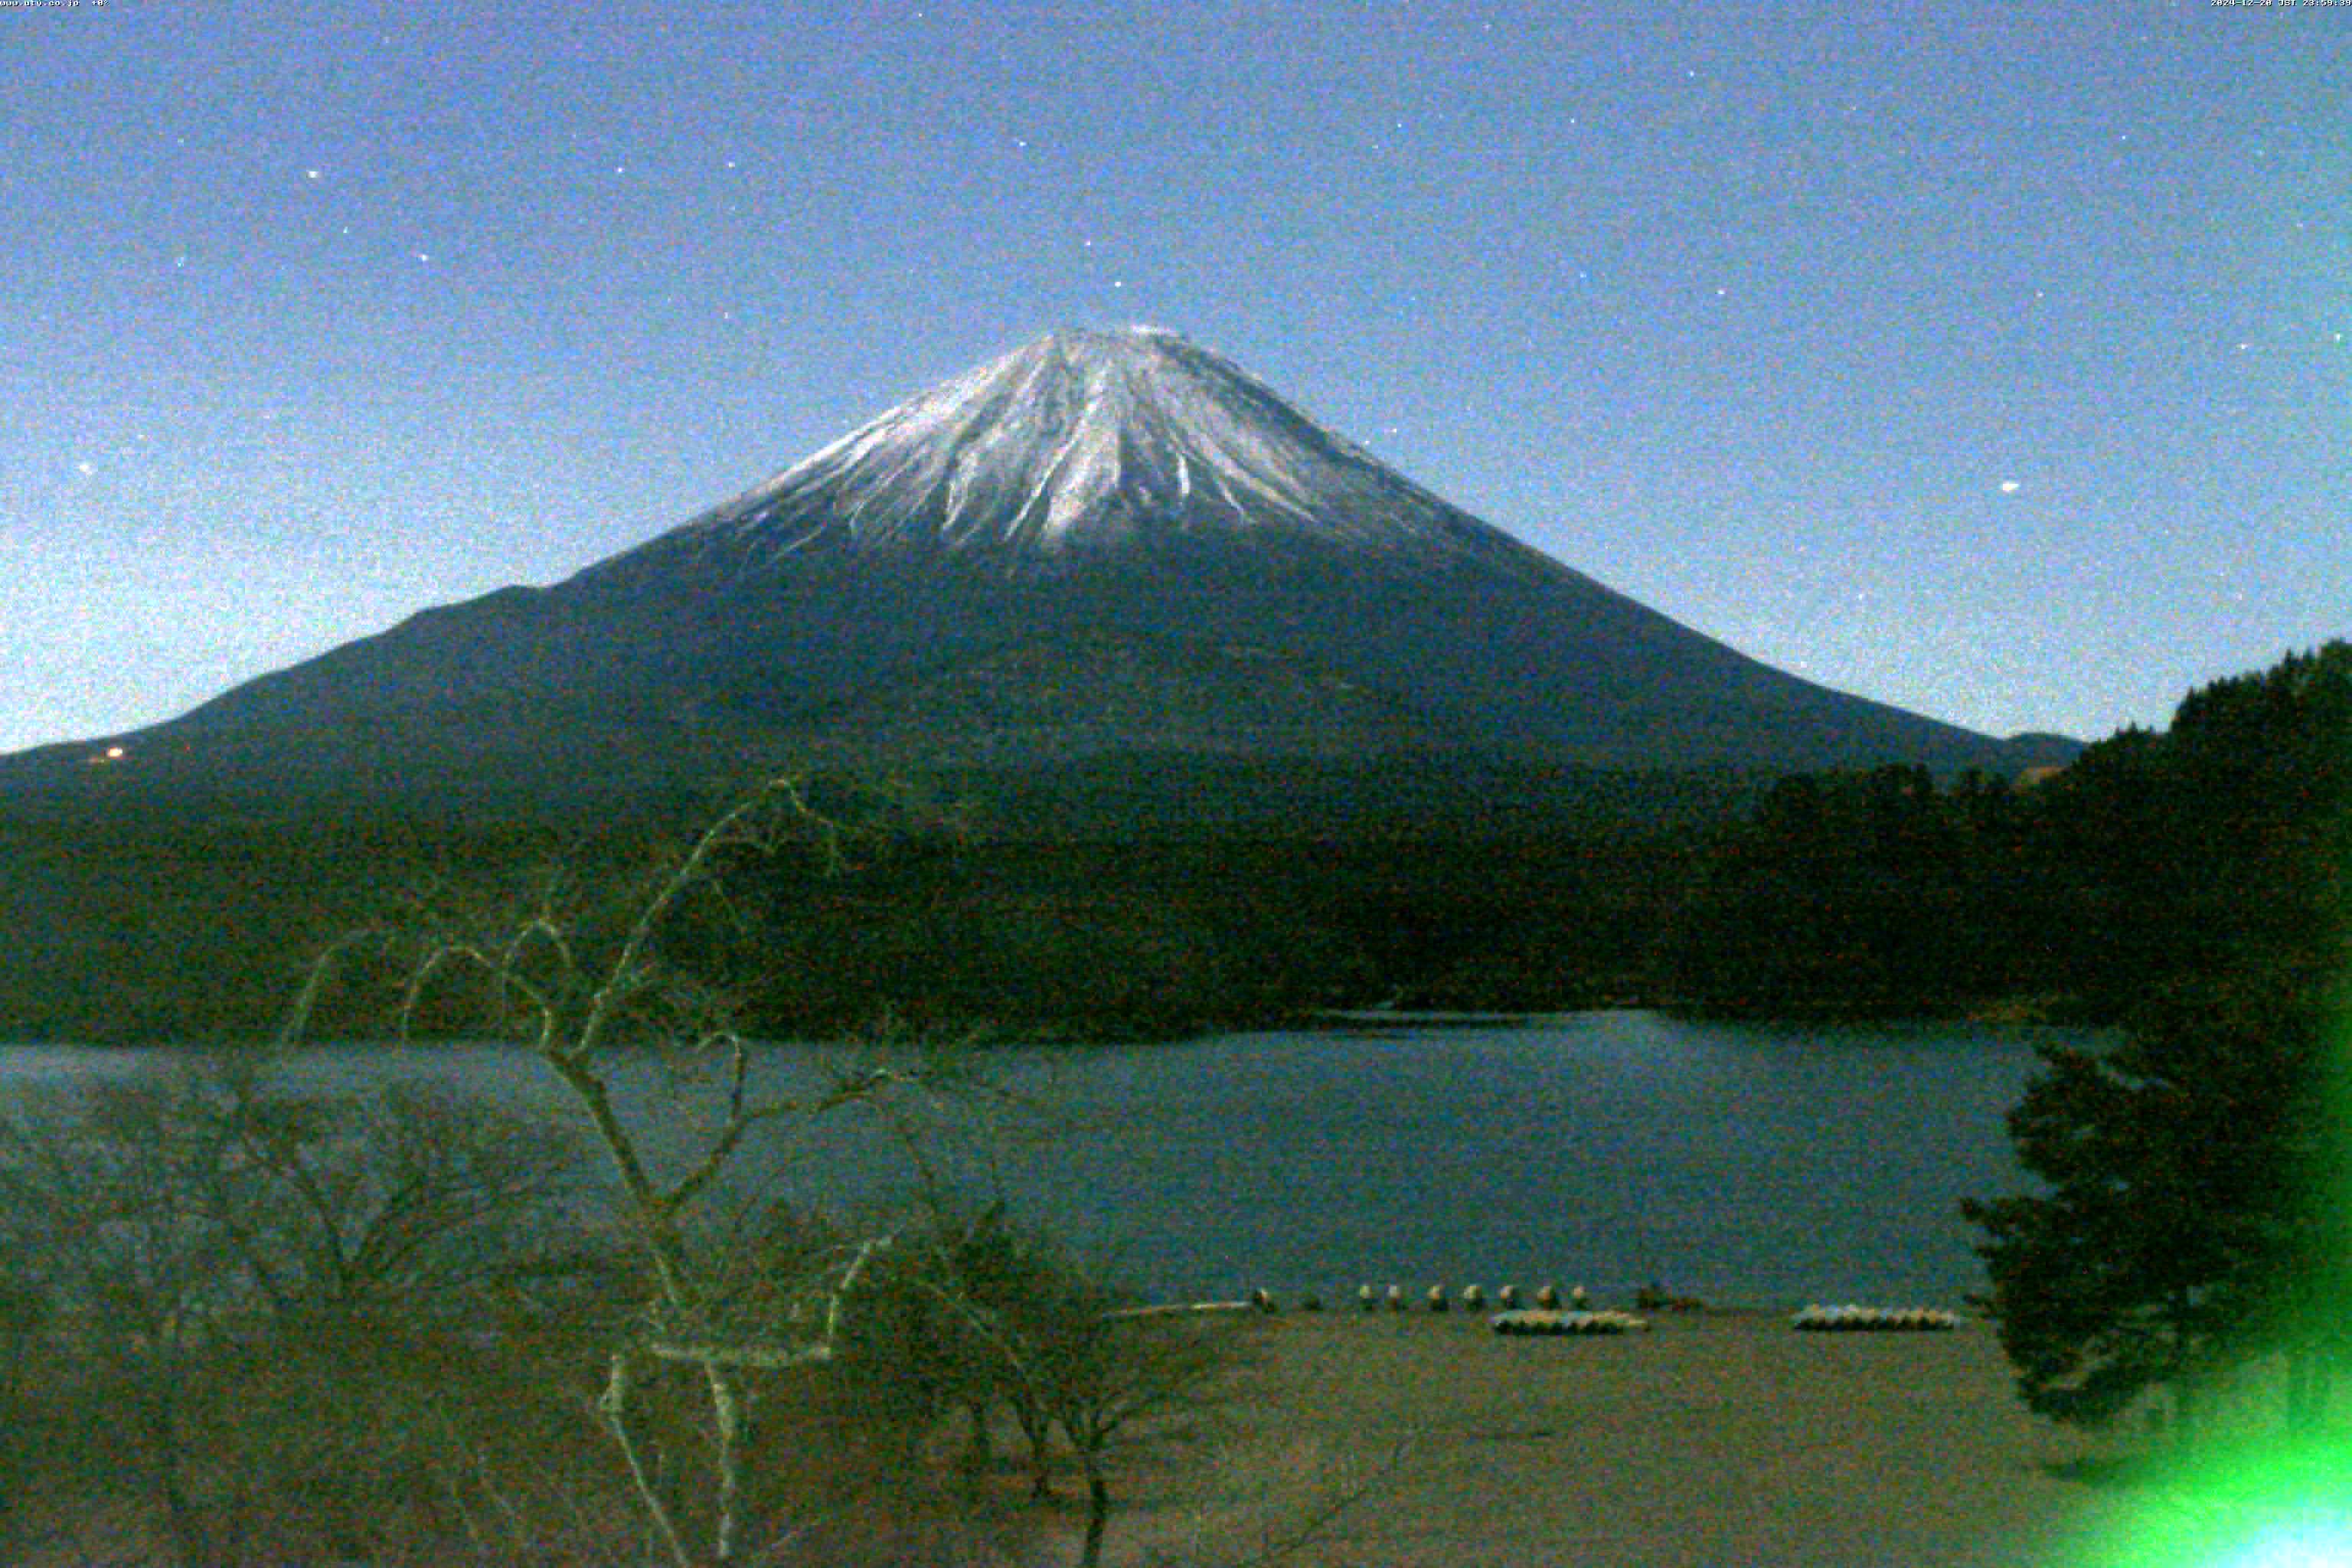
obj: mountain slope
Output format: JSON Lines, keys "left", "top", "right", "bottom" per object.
{"left": 3, "top": 326, "right": 2066, "bottom": 805}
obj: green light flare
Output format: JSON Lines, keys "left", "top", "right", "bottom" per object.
{"left": 2060, "top": 1436, "right": 2352, "bottom": 1568}
{"left": 2067, "top": 809, "right": 2352, "bottom": 1566}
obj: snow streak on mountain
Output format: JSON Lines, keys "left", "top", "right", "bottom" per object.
{"left": 599, "top": 326, "right": 1560, "bottom": 583}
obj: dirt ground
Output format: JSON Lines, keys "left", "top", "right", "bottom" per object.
{"left": 1081, "top": 1308, "right": 2139, "bottom": 1568}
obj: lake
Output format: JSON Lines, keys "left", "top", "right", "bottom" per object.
{"left": 0, "top": 1011, "right": 2082, "bottom": 1308}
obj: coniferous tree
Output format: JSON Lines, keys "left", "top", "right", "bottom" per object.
{"left": 1963, "top": 970, "right": 2342, "bottom": 1434}
{"left": 1965, "top": 642, "right": 2352, "bottom": 1436}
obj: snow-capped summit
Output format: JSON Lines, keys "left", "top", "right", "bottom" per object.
{"left": 607, "top": 326, "right": 1553, "bottom": 583}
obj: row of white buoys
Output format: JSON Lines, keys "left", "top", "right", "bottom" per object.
{"left": 1490, "top": 1309, "right": 1651, "bottom": 1336}
{"left": 1792, "top": 1305, "right": 1959, "bottom": 1332}
{"left": 1346, "top": 1283, "right": 1592, "bottom": 1314}
{"left": 1195, "top": 1292, "right": 1958, "bottom": 1333}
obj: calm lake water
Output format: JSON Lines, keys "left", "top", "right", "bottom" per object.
{"left": 0, "top": 1012, "right": 2087, "bottom": 1308}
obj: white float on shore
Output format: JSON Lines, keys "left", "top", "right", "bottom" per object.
{"left": 1790, "top": 1305, "right": 1959, "bottom": 1332}
{"left": 1160, "top": 1280, "right": 1632, "bottom": 1322}
{"left": 1490, "top": 1309, "right": 1650, "bottom": 1336}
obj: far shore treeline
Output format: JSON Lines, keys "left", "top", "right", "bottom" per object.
{"left": 2, "top": 641, "right": 2344, "bottom": 1047}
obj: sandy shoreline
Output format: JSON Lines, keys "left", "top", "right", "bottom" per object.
{"left": 1089, "top": 1308, "right": 2136, "bottom": 1567}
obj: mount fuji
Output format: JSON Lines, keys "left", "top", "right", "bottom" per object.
{"left": 9, "top": 327, "right": 2065, "bottom": 806}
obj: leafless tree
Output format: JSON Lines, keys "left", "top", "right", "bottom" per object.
{"left": 857, "top": 1209, "right": 1243, "bottom": 1568}
{"left": 385, "top": 774, "right": 969, "bottom": 1567}
{"left": 0, "top": 1056, "right": 589, "bottom": 1566}
{"left": 1054, "top": 1312, "right": 1236, "bottom": 1568}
